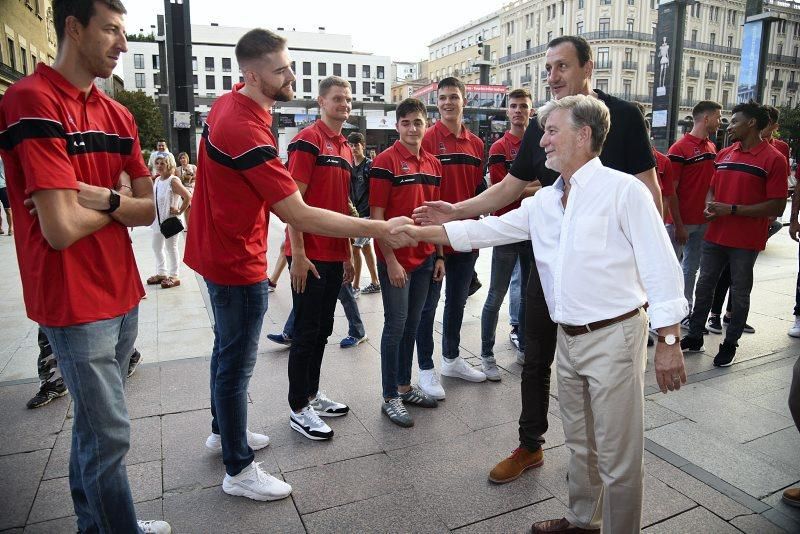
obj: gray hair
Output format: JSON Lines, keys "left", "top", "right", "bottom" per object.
{"left": 537, "top": 95, "right": 610, "bottom": 154}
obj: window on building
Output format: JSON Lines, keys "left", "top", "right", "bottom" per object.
{"left": 600, "top": 0, "right": 611, "bottom": 5}
{"left": 577, "top": 21, "right": 584, "bottom": 34}
{"left": 561, "top": 0, "right": 565, "bottom": 14}
{"left": 687, "top": 86, "right": 694, "bottom": 101}
{"left": 376, "top": 82, "right": 384, "bottom": 94}
{"left": 689, "top": 56, "right": 696, "bottom": 69}
{"left": 318, "top": 62, "right": 326, "bottom": 76}
{"left": 727, "top": 35, "right": 734, "bottom": 49}
{"left": 31, "top": 53, "right": 36, "bottom": 66}
{"left": 710, "top": 33, "right": 716, "bottom": 46}
{"left": 547, "top": 31, "right": 553, "bottom": 42}
{"left": 789, "top": 97, "right": 793, "bottom": 107}
{"left": 795, "top": 45, "right": 799, "bottom": 58}
{"left": 628, "top": 0, "right": 634, "bottom": 5}
{"left": 706, "top": 60, "right": 714, "bottom": 74}
{"left": 302, "top": 62, "right": 311, "bottom": 75}
{"left": 333, "top": 63, "right": 341, "bottom": 76}
{"left": 377, "top": 66, "right": 384, "bottom": 79}
{"left": 772, "top": 95, "right": 777, "bottom": 106}
{"left": 597, "top": 47, "right": 610, "bottom": 68}
{"left": 623, "top": 80, "right": 631, "bottom": 98}
{"left": 507, "top": 45, "right": 512, "bottom": 57}
{"left": 722, "top": 90, "right": 729, "bottom": 106}
{"left": 725, "top": 62, "right": 731, "bottom": 75}
{"left": 152, "top": 54, "right": 159, "bottom": 69}
{"left": 363, "top": 81, "right": 371, "bottom": 94}
{"left": 526, "top": 38, "right": 531, "bottom": 50}
{"left": 222, "top": 76, "right": 232, "bottom": 90}
{"left": 578, "top": 0, "right": 584, "bottom": 8}
{"left": 650, "top": 51, "right": 655, "bottom": 67}
{"left": 599, "top": 18, "right": 610, "bottom": 35}
{"left": 135, "top": 73, "right": 145, "bottom": 88}
{"left": 791, "top": 71, "right": 796, "bottom": 83}
{"left": 348, "top": 64, "right": 356, "bottom": 77}
{"left": 775, "top": 68, "right": 781, "bottom": 81}
{"left": 222, "top": 57, "right": 231, "bottom": 72}
{"left": 134, "top": 53, "right": 144, "bottom": 69}
{"left": 349, "top": 80, "right": 356, "bottom": 94}
{"left": 20, "top": 47, "right": 27, "bottom": 74}
{"left": 624, "top": 48, "right": 633, "bottom": 62}
{"left": 691, "top": 29, "right": 698, "bottom": 42}
{"left": 362, "top": 65, "right": 371, "bottom": 78}
{"left": 596, "top": 79, "right": 609, "bottom": 92}
{"left": 206, "top": 75, "right": 215, "bottom": 89}
{"left": 192, "top": 56, "right": 197, "bottom": 71}
{"left": 205, "top": 57, "right": 214, "bottom": 71}
{"left": 193, "top": 75, "right": 198, "bottom": 89}
{"left": 626, "top": 19, "right": 634, "bottom": 33}
{"left": 153, "top": 73, "right": 160, "bottom": 86}
{"left": 303, "top": 79, "right": 311, "bottom": 92}
{"left": 705, "top": 88, "right": 712, "bottom": 100}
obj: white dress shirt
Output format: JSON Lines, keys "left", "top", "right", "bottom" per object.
{"left": 444, "top": 157, "right": 688, "bottom": 329}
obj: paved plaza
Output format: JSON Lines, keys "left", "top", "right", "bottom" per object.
{"left": 1, "top": 217, "right": 800, "bottom": 533}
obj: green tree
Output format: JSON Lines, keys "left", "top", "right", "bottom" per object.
{"left": 113, "top": 90, "right": 164, "bottom": 153}
{"left": 778, "top": 104, "right": 800, "bottom": 158}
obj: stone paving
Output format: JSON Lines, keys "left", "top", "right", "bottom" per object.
{"left": 1, "top": 218, "right": 800, "bottom": 533}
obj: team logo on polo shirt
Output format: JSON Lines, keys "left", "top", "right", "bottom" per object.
{"left": 400, "top": 161, "right": 410, "bottom": 173}
{"left": 511, "top": 147, "right": 518, "bottom": 158}
{"left": 723, "top": 153, "right": 733, "bottom": 162}
{"left": 693, "top": 147, "right": 701, "bottom": 156}
{"left": 439, "top": 142, "right": 446, "bottom": 153}
{"left": 326, "top": 141, "right": 334, "bottom": 153}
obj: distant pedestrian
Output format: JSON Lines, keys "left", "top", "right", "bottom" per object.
{"left": 0, "top": 155, "right": 12, "bottom": 236}
{"left": 347, "top": 131, "right": 381, "bottom": 296}
{"left": 176, "top": 151, "right": 196, "bottom": 229}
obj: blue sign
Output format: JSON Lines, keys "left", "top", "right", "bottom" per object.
{"left": 738, "top": 21, "right": 763, "bottom": 103}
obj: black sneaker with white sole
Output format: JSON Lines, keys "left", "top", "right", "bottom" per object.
{"left": 308, "top": 391, "right": 349, "bottom": 417}
{"left": 399, "top": 386, "right": 438, "bottom": 408}
{"left": 680, "top": 335, "right": 704, "bottom": 353}
{"left": 713, "top": 341, "right": 737, "bottom": 367}
{"left": 26, "top": 381, "right": 68, "bottom": 409}
{"left": 722, "top": 315, "right": 755, "bottom": 334}
{"left": 289, "top": 406, "right": 333, "bottom": 440}
{"left": 127, "top": 349, "right": 142, "bottom": 378}
{"left": 707, "top": 315, "right": 722, "bottom": 334}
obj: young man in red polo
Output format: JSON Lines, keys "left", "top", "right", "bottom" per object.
{"left": 416, "top": 77, "right": 487, "bottom": 400}
{"left": 667, "top": 101, "right": 722, "bottom": 326}
{"left": 0, "top": 1, "right": 169, "bottom": 531}
{"left": 185, "top": 30, "right": 416, "bottom": 500}
{"left": 370, "top": 98, "right": 444, "bottom": 426}
{"left": 480, "top": 88, "right": 539, "bottom": 380}
{"left": 284, "top": 76, "right": 358, "bottom": 441}
{"left": 682, "top": 101, "right": 788, "bottom": 366}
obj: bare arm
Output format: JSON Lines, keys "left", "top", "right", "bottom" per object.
{"left": 399, "top": 224, "right": 451, "bottom": 246}
{"left": 372, "top": 206, "right": 407, "bottom": 287}
{"left": 519, "top": 180, "right": 541, "bottom": 200}
{"left": 31, "top": 189, "right": 112, "bottom": 250}
{"left": 169, "top": 177, "right": 192, "bottom": 216}
{"left": 635, "top": 168, "right": 664, "bottom": 217}
{"left": 667, "top": 194, "right": 688, "bottom": 245}
{"left": 705, "top": 198, "right": 787, "bottom": 220}
{"left": 75, "top": 176, "right": 155, "bottom": 227}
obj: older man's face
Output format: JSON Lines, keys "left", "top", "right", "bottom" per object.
{"left": 539, "top": 108, "right": 578, "bottom": 173}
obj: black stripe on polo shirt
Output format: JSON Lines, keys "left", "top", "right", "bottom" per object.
{"left": 65, "top": 131, "right": 134, "bottom": 156}
{"left": 369, "top": 167, "right": 395, "bottom": 180}
{"left": 714, "top": 162, "right": 768, "bottom": 179}
{"left": 684, "top": 152, "right": 715, "bottom": 165}
{"left": 202, "top": 122, "right": 279, "bottom": 171}
{"left": 436, "top": 153, "right": 482, "bottom": 167}
{"left": 287, "top": 139, "right": 320, "bottom": 156}
{"left": 0, "top": 118, "right": 65, "bottom": 149}
{"left": 667, "top": 154, "right": 686, "bottom": 163}
{"left": 488, "top": 154, "right": 506, "bottom": 165}
{"left": 0, "top": 118, "right": 133, "bottom": 155}
{"left": 391, "top": 173, "right": 441, "bottom": 187}
{"left": 315, "top": 155, "right": 353, "bottom": 173}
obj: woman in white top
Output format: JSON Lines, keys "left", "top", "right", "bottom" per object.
{"left": 176, "top": 151, "right": 196, "bottom": 230}
{"left": 146, "top": 154, "right": 192, "bottom": 289}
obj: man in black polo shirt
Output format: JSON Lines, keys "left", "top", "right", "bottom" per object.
{"left": 414, "top": 35, "right": 660, "bottom": 488}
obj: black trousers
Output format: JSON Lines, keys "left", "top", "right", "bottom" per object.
{"left": 287, "top": 258, "right": 343, "bottom": 412}
{"left": 519, "top": 255, "right": 558, "bottom": 452}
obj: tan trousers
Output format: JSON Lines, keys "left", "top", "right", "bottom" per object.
{"left": 557, "top": 309, "right": 648, "bottom": 534}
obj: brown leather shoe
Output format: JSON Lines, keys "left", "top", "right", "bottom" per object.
{"left": 531, "top": 517, "right": 599, "bottom": 533}
{"left": 488, "top": 446, "right": 544, "bottom": 483}
{"left": 783, "top": 487, "right": 800, "bottom": 508}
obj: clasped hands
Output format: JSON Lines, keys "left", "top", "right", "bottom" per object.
{"left": 381, "top": 200, "right": 454, "bottom": 248}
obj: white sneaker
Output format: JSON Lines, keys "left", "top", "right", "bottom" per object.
{"left": 137, "top": 520, "right": 171, "bottom": 534}
{"left": 481, "top": 358, "right": 501, "bottom": 381}
{"left": 309, "top": 391, "right": 349, "bottom": 417}
{"left": 222, "top": 461, "right": 292, "bottom": 501}
{"left": 289, "top": 406, "right": 333, "bottom": 440}
{"left": 205, "top": 429, "right": 270, "bottom": 452}
{"left": 418, "top": 368, "right": 445, "bottom": 400}
{"left": 441, "top": 356, "right": 487, "bottom": 383}
{"left": 789, "top": 316, "right": 800, "bottom": 338}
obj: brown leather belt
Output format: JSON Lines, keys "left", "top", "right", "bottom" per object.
{"left": 559, "top": 308, "right": 641, "bottom": 336}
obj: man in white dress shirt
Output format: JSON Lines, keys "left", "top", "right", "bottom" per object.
{"left": 398, "top": 95, "right": 688, "bottom": 534}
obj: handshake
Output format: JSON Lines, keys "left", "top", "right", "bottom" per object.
{"left": 378, "top": 201, "right": 453, "bottom": 249}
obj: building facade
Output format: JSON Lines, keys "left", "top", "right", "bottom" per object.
{"left": 0, "top": 0, "right": 56, "bottom": 97}
{"left": 427, "top": 12, "right": 502, "bottom": 85}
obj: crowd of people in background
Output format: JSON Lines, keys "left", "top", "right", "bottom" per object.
{"left": 1, "top": 1, "right": 800, "bottom": 532}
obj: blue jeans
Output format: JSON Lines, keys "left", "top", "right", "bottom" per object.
{"left": 688, "top": 241, "right": 759, "bottom": 344}
{"left": 509, "top": 260, "right": 522, "bottom": 326}
{"left": 416, "top": 251, "right": 479, "bottom": 367}
{"left": 206, "top": 279, "right": 269, "bottom": 476}
{"left": 680, "top": 223, "right": 708, "bottom": 311}
{"left": 481, "top": 242, "right": 532, "bottom": 361}
{"left": 42, "top": 307, "right": 140, "bottom": 534}
{"left": 378, "top": 256, "right": 434, "bottom": 398}
{"left": 282, "top": 283, "right": 364, "bottom": 339}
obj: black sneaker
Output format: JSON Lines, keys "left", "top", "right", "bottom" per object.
{"left": 707, "top": 315, "right": 723, "bottom": 334}
{"left": 468, "top": 272, "right": 482, "bottom": 296}
{"left": 680, "top": 335, "right": 704, "bottom": 353}
{"left": 713, "top": 341, "right": 737, "bottom": 367}
{"left": 26, "top": 381, "right": 68, "bottom": 409}
{"left": 127, "top": 349, "right": 142, "bottom": 378}
{"left": 722, "top": 315, "right": 755, "bottom": 334}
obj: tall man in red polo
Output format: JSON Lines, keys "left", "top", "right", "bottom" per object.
{"left": 681, "top": 101, "right": 787, "bottom": 366}
{"left": 667, "top": 100, "right": 721, "bottom": 325}
{"left": 184, "top": 30, "right": 415, "bottom": 501}
{"left": 284, "top": 76, "right": 356, "bottom": 441}
{"left": 0, "top": 1, "right": 170, "bottom": 532}
{"left": 416, "top": 77, "right": 488, "bottom": 400}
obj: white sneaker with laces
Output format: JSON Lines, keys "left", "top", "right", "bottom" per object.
{"left": 441, "top": 356, "right": 487, "bottom": 382}
{"left": 418, "top": 368, "right": 445, "bottom": 400}
{"left": 222, "top": 461, "right": 292, "bottom": 501}
{"left": 309, "top": 391, "right": 349, "bottom": 417}
{"left": 137, "top": 520, "right": 171, "bottom": 534}
{"left": 205, "top": 429, "right": 270, "bottom": 452}
{"left": 789, "top": 316, "right": 800, "bottom": 338}
{"left": 289, "top": 406, "right": 333, "bottom": 440}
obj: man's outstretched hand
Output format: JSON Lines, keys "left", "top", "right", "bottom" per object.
{"left": 412, "top": 201, "right": 456, "bottom": 226}
{"left": 382, "top": 217, "right": 418, "bottom": 249}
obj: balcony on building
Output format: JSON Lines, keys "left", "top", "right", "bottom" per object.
{"left": 521, "top": 74, "right": 532, "bottom": 84}
{"left": 772, "top": 79, "right": 785, "bottom": 89}
{"left": 647, "top": 63, "right": 655, "bottom": 73}
{"left": 622, "top": 61, "right": 638, "bottom": 71}
{"left": 722, "top": 73, "right": 736, "bottom": 83}
{"left": 595, "top": 60, "right": 612, "bottom": 70}
{"left": 0, "top": 63, "right": 25, "bottom": 84}
{"left": 788, "top": 81, "right": 799, "bottom": 92}
{"left": 705, "top": 70, "right": 719, "bottom": 81}
{"left": 686, "top": 68, "right": 701, "bottom": 78}
{"left": 502, "top": 78, "right": 512, "bottom": 87}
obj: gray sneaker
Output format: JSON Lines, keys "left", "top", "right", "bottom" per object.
{"left": 399, "top": 386, "right": 438, "bottom": 408}
{"left": 309, "top": 391, "right": 349, "bottom": 417}
{"left": 481, "top": 358, "right": 502, "bottom": 381}
{"left": 382, "top": 397, "right": 413, "bottom": 427}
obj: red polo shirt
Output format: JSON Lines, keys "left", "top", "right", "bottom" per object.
{"left": 370, "top": 141, "right": 441, "bottom": 271}
{"left": 0, "top": 64, "right": 148, "bottom": 327}
{"left": 283, "top": 120, "right": 352, "bottom": 262}
{"left": 488, "top": 131, "right": 523, "bottom": 216}
{"left": 705, "top": 140, "right": 788, "bottom": 251}
{"left": 667, "top": 133, "right": 717, "bottom": 225}
{"left": 184, "top": 83, "right": 298, "bottom": 285}
{"left": 767, "top": 137, "right": 790, "bottom": 168}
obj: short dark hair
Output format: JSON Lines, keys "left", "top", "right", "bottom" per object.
{"left": 692, "top": 100, "right": 722, "bottom": 119}
{"left": 235, "top": 28, "right": 287, "bottom": 64}
{"left": 318, "top": 76, "right": 351, "bottom": 97}
{"left": 732, "top": 100, "right": 770, "bottom": 130}
{"left": 157, "top": 138, "right": 166, "bottom": 144}
{"left": 53, "top": 0, "right": 127, "bottom": 44}
{"left": 347, "top": 132, "right": 365, "bottom": 145}
{"left": 547, "top": 35, "right": 593, "bottom": 66}
{"left": 437, "top": 77, "right": 466, "bottom": 99}
{"left": 508, "top": 88, "right": 532, "bottom": 101}
{"left": 764, "top": 104, "right": 780, "bottom": 124}
{"left": 396, "top": 98, "right": 428, "bottom": 120}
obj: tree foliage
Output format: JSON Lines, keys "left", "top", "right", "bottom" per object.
{"left": 114, "top": 90, "right": 164, "bottom": 153}
{"left": 778, "top": 104, "right": 800, "bottom": 157}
